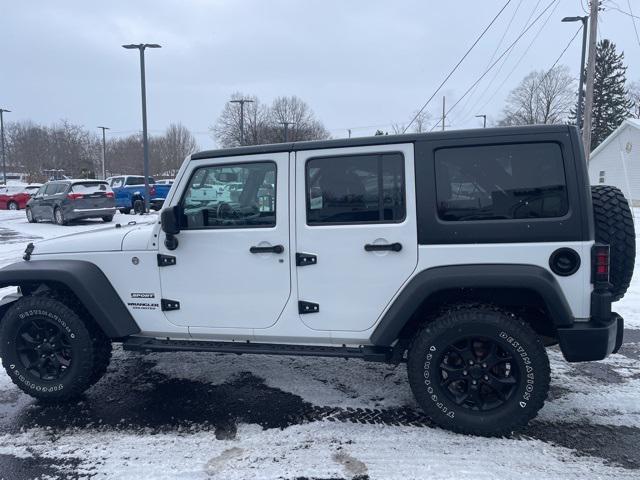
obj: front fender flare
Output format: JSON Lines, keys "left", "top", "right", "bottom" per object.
{"left": 0, "top": 260, "right": 140, "bottom": 338}
{"left": 370, "top": 264, "right": 575, "bottom": 346}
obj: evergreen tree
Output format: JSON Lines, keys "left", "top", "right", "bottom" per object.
{"left": 572, "top": 40, "right": 632, "bottom": 149}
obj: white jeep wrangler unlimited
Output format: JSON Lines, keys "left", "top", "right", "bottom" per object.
{"left": 0, "top": 125, "right": 634, "bottom": 436}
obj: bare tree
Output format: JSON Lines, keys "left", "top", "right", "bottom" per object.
{"left": 267, "top": 96, "right": 330, "bottom": 142}
{"left": 629, "top": 81, "right": 640, "bottom": 119}
{"left": 211, "top": 93, "right": 329, "bottom": 147}
{"left": 152, "top": 123, "right": 199, "bottom": 176}
{"left": 499, "top": 66, "right": 576, "bottom": 126}
{"left": 391, "top": 110, "right": 432, "bottom": 135}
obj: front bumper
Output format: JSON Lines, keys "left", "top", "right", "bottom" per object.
{"left": 557, "top": 312, "right": 624, "bottom": 362}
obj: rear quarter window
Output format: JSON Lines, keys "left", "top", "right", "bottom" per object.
{"left": 435, "top": 142, "right": 568, "bottom": 222}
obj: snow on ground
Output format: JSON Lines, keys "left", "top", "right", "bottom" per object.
{"left": 0, "top": 209, "right": 639, "bottom": 479}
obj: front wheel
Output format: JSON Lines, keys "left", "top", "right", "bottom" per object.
{"left": 0, "top": 297, "right": 98, "bottom": 402}
{"left": 407, "top": 305, "right": 550, "bottom": 436}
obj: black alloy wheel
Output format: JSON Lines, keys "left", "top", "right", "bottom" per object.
{"left": 16, "top": 317, "right": 72, "bottom": 381}
{"left": 438, "top": 336, "right": 518, "bottom": 411}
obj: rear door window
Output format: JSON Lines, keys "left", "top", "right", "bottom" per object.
{"left": 435, "top": 142, "right": 568, "bottom": 221}
{"left": 306, "top": 153, "right": 405, "bottom": 225}
{"left": 44, "top": 183, "right": 58, "bottom": 196}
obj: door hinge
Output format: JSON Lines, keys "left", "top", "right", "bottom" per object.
{"left": 298, "top": 301, "right": 319, "bottom": 314}
{"left": 161, "top": 299, "right": 180, "bottom": 311}
{"left": 296, "top": 252, "right": 317, "bottom": 266}
{"left": 157, "top": 253, "right": 177, "bottom": 267}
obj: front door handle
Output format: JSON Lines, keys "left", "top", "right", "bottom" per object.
{"left": 250, "top": 244, "right": 284, "bottom": 254}
{"left": 364, "top": 242, "right": 402, "bottom": 252}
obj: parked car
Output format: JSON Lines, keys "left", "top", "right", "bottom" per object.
{"left": 0, "top": 184, "right": 41, "bottom": 210}
{"left": 155, "top": 179, "right": 174, "bottom": 186}
{"left": 0, "top": 125, "right": 633, "bottom": 437}
{"left": 26, "top": 180, "right": 116, "bottom": 225}
{"left": 107, "top": 175, "right": 171, "bottom": 214}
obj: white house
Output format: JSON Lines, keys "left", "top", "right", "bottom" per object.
{"left": 588, "top": 118, "right": 640, "bottom": 205}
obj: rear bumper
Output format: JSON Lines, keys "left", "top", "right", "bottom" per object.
{"left": 557, "top": 311, "right": 624, "bottom": 362}
{"left": 69, "top": 207, "right": 116, "bottom": 219}
{"left": 150, "top": 198, "right": 165, "bottom": 210}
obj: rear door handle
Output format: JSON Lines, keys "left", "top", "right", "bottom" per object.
{"left": 364, "top": 242, "right": 402, "bottom": 252}
{"left": 250, "top": 244, "right": 284, "bottom": 254}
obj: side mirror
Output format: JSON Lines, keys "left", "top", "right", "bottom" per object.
{"left": 161, "top": 206, "right": 181, "bottom": 250}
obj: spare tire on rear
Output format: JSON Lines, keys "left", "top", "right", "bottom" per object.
{"left": 591, "top": 185, "right": 636, "bottom": 301}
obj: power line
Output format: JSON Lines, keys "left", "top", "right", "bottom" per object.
{"left": 507, "top": 25, "right": 583, "bottom": 122}
{"left": 454, "top": 0, "right": 527, "bottom": 122}
{"left": 402, "top": 0, "right": 513, "bottom": 133}
{"left": 467, "top": 0, "right": 560, "bottom": 123}
{"left": 626, "top": 0, "right": 640, "bottom": 47}
{"left": 427, "top": 0, "right": 560, "bottom": 131}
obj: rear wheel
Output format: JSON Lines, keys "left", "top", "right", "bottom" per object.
{"left": 26, "top": 207, "right": 36, "bottom": 223}
{"left": 119, "top": 208, "right": 131, "bottom": 215}
{"left": 54, "top": 207, "right": 67, "bottom": 226}
{"left": 407, "top": 304, "right": 550, "bottom": 436}
{"left": 7, "top": 201, "right": 18, "bottom": 211}
{"left": 0, "top": 297, "right": 98, "bottom": 401}
{"left": 102, "top": 216, "right": 114, "bottom": 223}
{"left": 591, "top": 185, "right": 635, "bottom": 301}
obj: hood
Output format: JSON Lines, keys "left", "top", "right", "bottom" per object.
{"left": 32, "top": 219, "right": 156, "bottom": 256}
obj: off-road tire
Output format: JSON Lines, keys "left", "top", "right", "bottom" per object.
{"left": 407, "top": 304, "right": 550, "bottom": 437}
{"left": 26, "top": 207, "right": 36, "bottom": 223}
{"left": 54, "top": 207, "right": 67, "bottom": 226}
{"left": 591, "top": 185, "right": 635, "bottom": 301}
{"left": 133, "top": 199, "right": 145, "bottom": 215}
{"left": 7, "top": 201, "right": 18, "bottom": 211}
{"left": 102, "top": 216, "right": 114, "bottom": 223}
{"left": 0, "top": 297, "right": 97, "bottom": 402}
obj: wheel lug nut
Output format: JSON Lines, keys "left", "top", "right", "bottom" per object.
{"left": 484, "top": 375, "right": 489, "bottom": 380}
{"left": 482, "top": 363, "right": 487, "bottom": 368}
{"left": 472, "top": 380, "right": 477, "bottom": 385}
{"left": 463, "top": 370, "right": 468, "bottom": 376}
{"left": 469, "top": 360, "right": 474, "bottom": 365}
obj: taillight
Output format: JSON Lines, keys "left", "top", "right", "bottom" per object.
{"left": 593, "top": 244, "right": 610, "bottom": 284}
{"left": 67, "top": 193, "right": 83, "bottom": 200}
{"left": 106, "top": 192, "right": 114, "bottom": 198}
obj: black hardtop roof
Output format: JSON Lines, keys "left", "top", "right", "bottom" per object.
{"left": 191, "top": 124, "right": 573, "bottom": 161}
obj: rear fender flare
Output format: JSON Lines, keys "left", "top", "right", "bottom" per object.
{"left": 370, "top": 264, "right": 574, "bottom": 346}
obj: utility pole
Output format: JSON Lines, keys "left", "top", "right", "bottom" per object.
{"left": 123, "top": 43, "right": 161, "bottom": 213}
{"left": 475, "top": 114, "right": 487, "bottom": 128}
{"left": 582, "top": 0, "right": 599, "bottom": 160}
{"left": 562, "top": 16, "right": 589, "bottom": 131}
{"left": 441, "top": 96, "right": 446, "bottom": 131}
{"left": 230, "top": 99, "right": 254, "bottom": 146}
{"left": 0, "top": 108, "right": 9, "bottom": 185}
{"left": 97, "top": 126, "right": 109, "bottom": 180}
{"left": 280, "top": 122, "right": 295, "bottom": 142}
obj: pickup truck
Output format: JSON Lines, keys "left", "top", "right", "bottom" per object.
{"left": 106, "top": 175, "right": 171, "bottom": 214}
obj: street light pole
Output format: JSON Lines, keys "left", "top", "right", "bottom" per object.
{"left": 562, "top": 16, "right": 589, "bottom": 132}
{"left": 280, "top": 122, "right": 295, "bottom": 142}
{"left": 230, "top": 99, "right": 254, "bottom": 146}
{"left": 475, "top": 114, "right": 487, "bottom": 128}
{"left": 582, "top": 0, "right": 599, "bottom": 159}
{"left": 97, "top": 126, "right": 109, "bottom": 180}
{"left": 123, "top": 43, "right": 161, "bottom": 213}
{"left": 0, "top": 108, "right": 10, "bottom": 185}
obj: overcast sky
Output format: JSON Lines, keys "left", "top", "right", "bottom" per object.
{"left": 1, "top": 0, "right": 639, "bottom": 150}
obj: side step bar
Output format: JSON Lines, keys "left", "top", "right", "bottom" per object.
{"left": 122, "top": 337, "right": 393, "bottom": 362}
